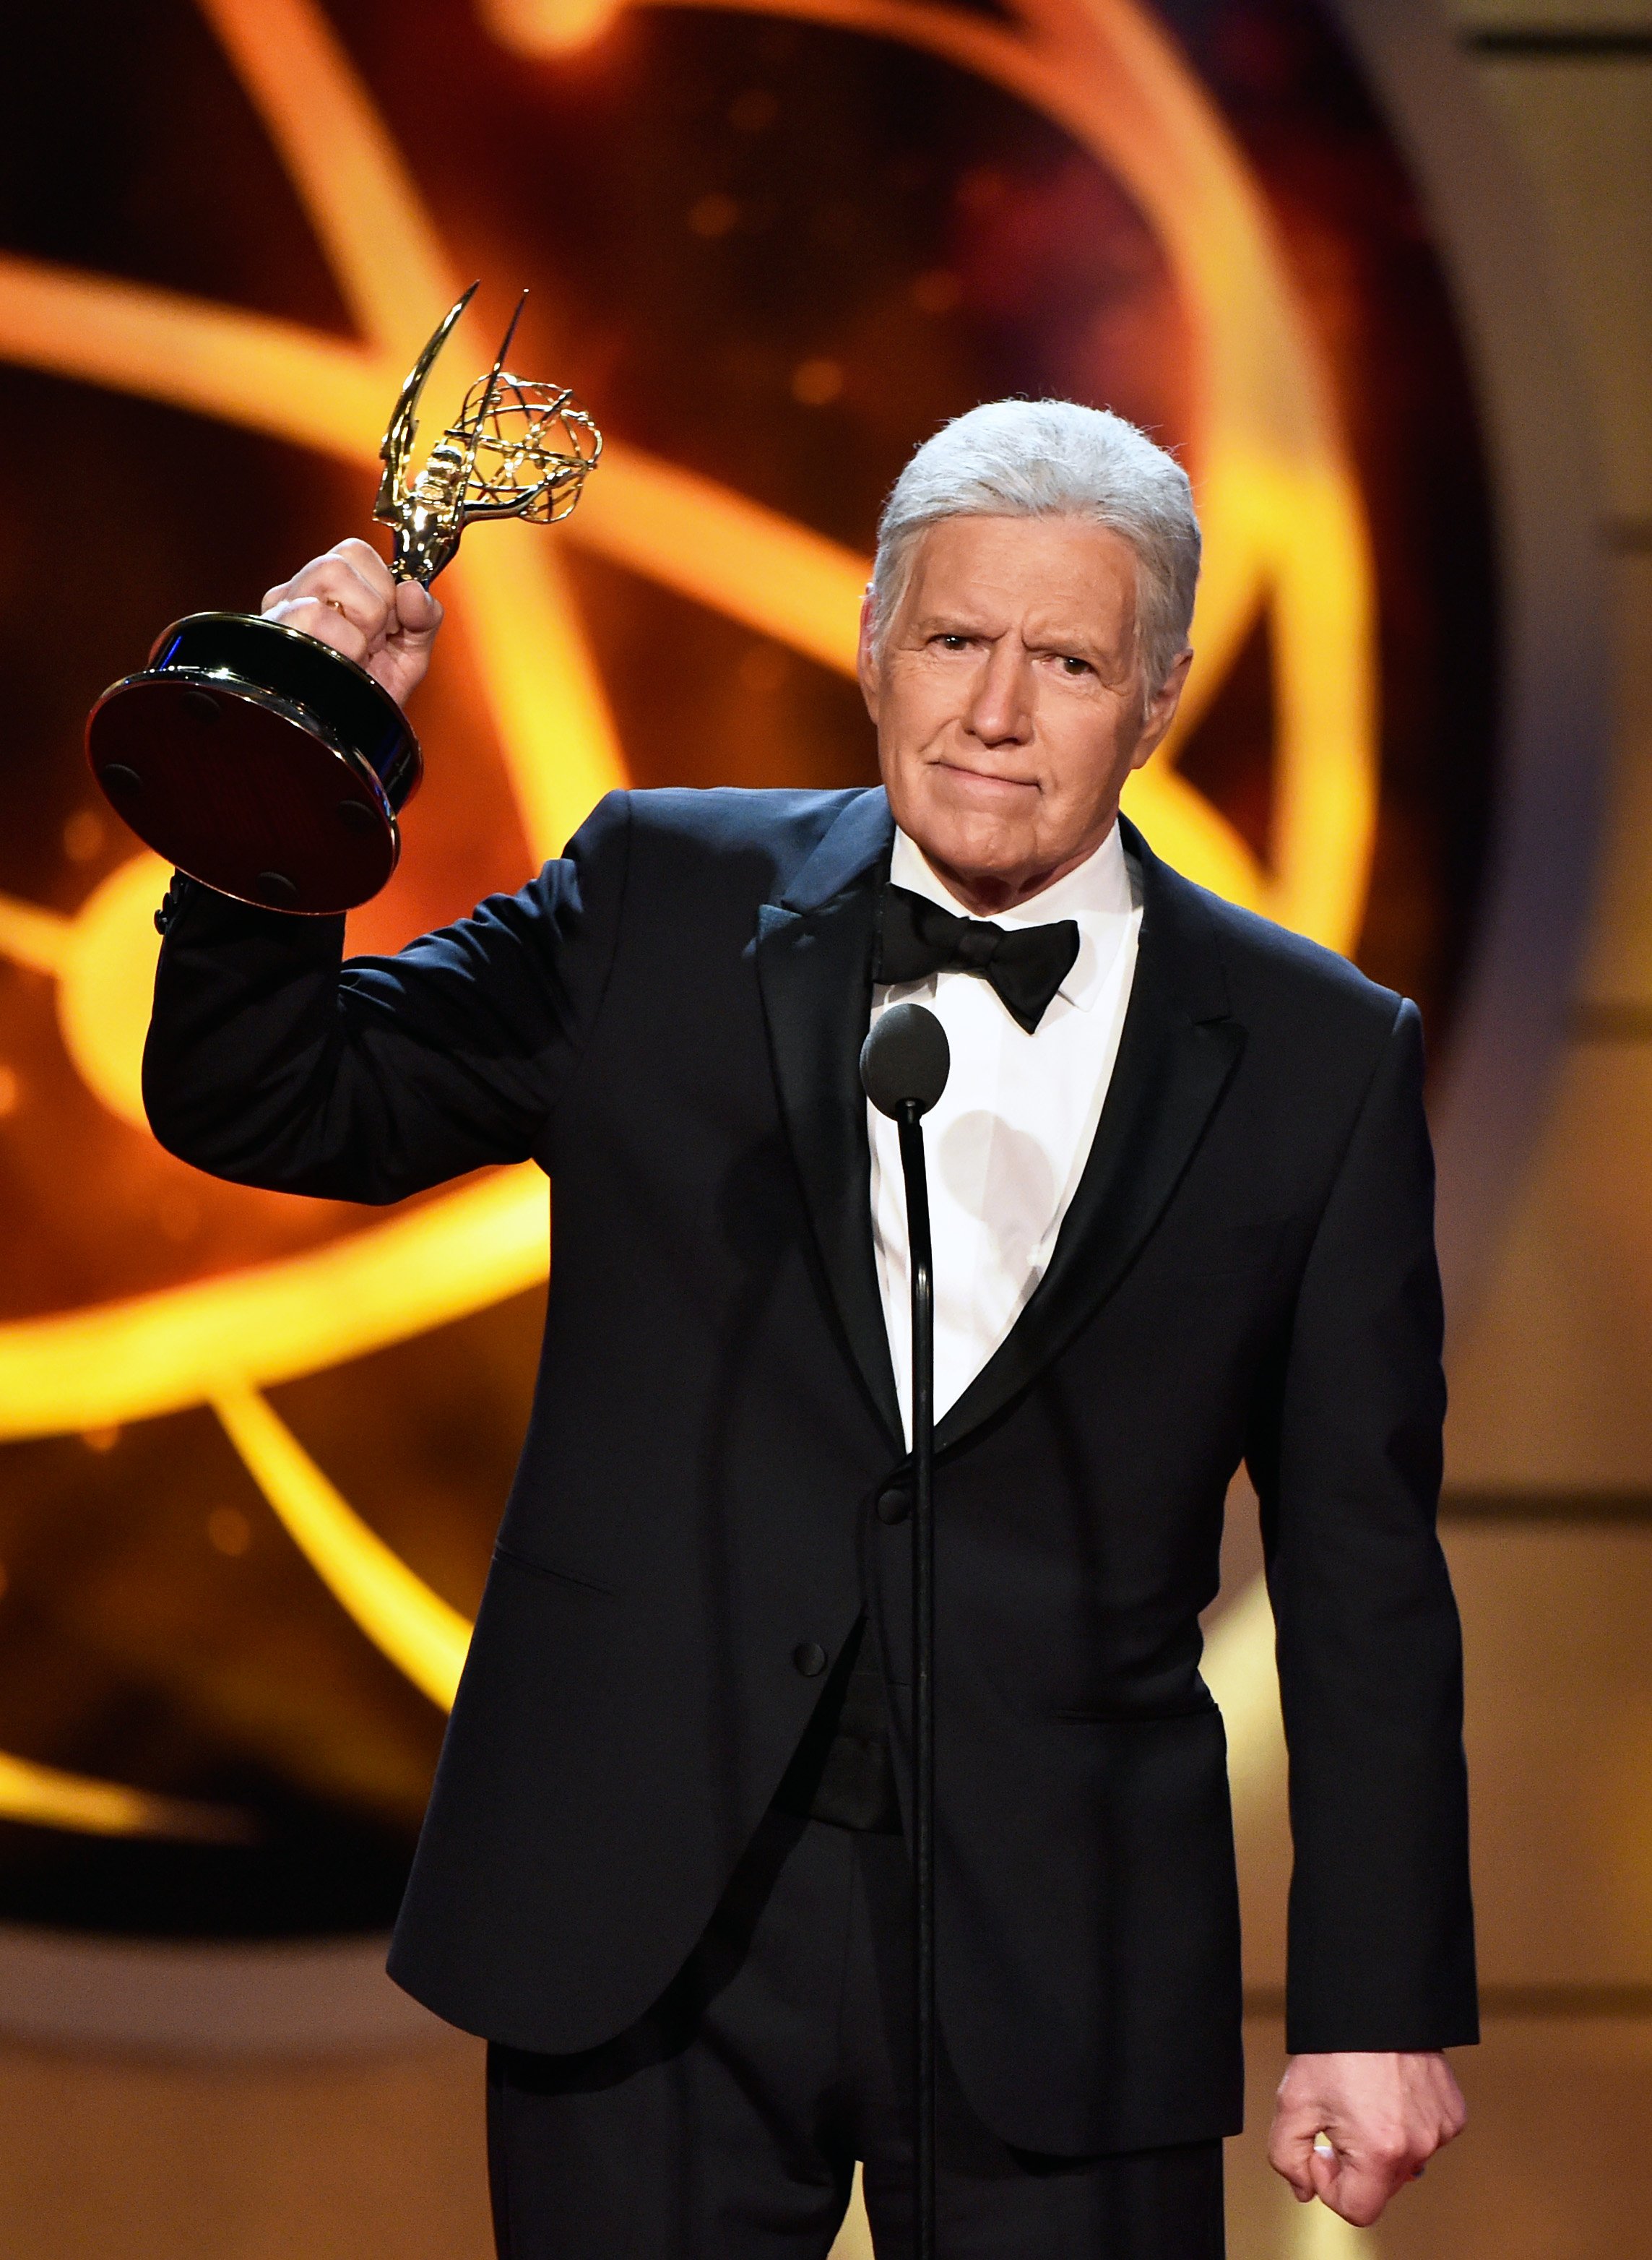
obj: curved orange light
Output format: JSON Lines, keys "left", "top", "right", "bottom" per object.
{"left": 0, "top": 0, "right": 1366, "bottom": 1844}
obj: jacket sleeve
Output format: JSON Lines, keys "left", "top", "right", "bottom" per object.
{"left": 142, "top": 789, "right": 632, "bottom": 1204}
{"left": 1250, "top": 996, "right": 1478, "bottom": 2055}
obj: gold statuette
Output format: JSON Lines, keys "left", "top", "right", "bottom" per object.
{"left": 376, "top": 282, "right": 601, "bottom": 585}
{"left": 85, "top": 288, "right": 602, "bottom": 915}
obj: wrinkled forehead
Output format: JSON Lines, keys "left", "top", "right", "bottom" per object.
{"left": 896, "top": 513, "right": 1142, "bottom": 647}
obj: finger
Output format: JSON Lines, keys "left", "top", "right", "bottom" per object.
{"left": 1316, "top": 2146, "right": 1395, "bottom": 2230}
{"left": 264, "top": 595, "right": 373, "bottom": 668}
{"left": 324, "top": 535, "right": 397, "bottom": 604}
{"left": 390, "top": 577, "right": 444, "bottom": 639}
{"left": 1274, "top": 2160, "right": 1315, "bottom": 2204}
{"left": 1266, "top": 2123, "right": 1318, "bottom": 2204}
{"left": 306, "top": 553, "right": 394, "bottom": 637}
{"left": 268, "top": 558, "right": 393, "bottom": 652}
{"left": 1329, "top": 2131, "right": 1428, "bottom": 2226}
{"left": 262, "top": 543, "right": 394, "bottom": 619}
{"left": 1437, "top": 2093, "right": 1469, "bottom": 2146}
{"left": 263, "top": 557, "right": 381, "bottom": 624}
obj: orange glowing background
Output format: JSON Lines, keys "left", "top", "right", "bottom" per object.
{"left": 0, "top": 0, "right": 1494, "bottom": 1931}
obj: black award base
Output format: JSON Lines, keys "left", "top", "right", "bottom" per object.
{"left": 86, "top": 611, "right": 423, "bottom": 916}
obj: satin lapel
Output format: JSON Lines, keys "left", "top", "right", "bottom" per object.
{"left": 935, "top": 831, "right": 1246, "bottom": 1453}
{"left": 755, "top": 791, "right": 902, "bottom": 1446}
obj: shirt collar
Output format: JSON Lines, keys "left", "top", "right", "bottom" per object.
{"left": 887, "top": 821, "right": 1139, "bottom": 1015}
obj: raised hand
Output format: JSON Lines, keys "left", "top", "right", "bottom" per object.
{"left": 1268, "top": 2050, "right": 1466, "bottom": 2226}
{"left": 261, "top": 536, "right": 443, "bottom": 710}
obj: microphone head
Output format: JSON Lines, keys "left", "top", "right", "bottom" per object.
{"left": 860, "top": 1001, "right": 951, "bottom": 1119}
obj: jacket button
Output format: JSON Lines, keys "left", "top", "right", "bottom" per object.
{"left": 875, "top": 1484, "right": 912, "bottom": 1525}
{"left": 792, "top": 1642, "right": 829, "bottom": 1678}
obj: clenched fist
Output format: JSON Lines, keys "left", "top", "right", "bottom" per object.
{"left": 1270, "top": 2049, "right": 1467, "bottom": 2226}
{"left": 261, "top": 537, "right": 444, "bottom": 710}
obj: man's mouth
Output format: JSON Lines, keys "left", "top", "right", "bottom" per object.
{"left": 933, "top": 761, "right": 1038, "bottom": 798}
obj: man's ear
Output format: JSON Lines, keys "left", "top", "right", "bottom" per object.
{"left": 857, "top": 590, "right": 881, "bottom": 724}
{"left": 1131, "top": 646, "right": 1194, "bottom": 770}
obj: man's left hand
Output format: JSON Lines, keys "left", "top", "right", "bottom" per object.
{"left": 1268, "top": 2050, "right": 1466, "bottom": 2225}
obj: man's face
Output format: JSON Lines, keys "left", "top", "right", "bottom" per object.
{"left": 859, "top": 513, "right": 1192, "bottom": 914}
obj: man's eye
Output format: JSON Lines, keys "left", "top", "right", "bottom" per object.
{"left": 935, "top": 634, "right": 970, "bottom": 651}
{"left": 1060, "top": 655, "right": 1091, "bottom": 676}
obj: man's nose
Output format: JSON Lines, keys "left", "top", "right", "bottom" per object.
{"left": 965, "top": 642, "right": 1033, "bottom": 746}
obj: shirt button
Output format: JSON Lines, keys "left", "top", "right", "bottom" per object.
{"left": 875, "top": 1484, "right": 912, "bottom": 1525}
{"left": 793, "top": 1642, "right": 829, "bottom": 1678}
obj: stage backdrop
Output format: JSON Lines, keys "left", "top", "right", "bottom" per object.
{"left": 0, "top": 0, "right": 1500, "bottom": 1940}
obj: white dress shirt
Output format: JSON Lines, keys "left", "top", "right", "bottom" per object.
{"left": 868, "top": 823, "right": 1143, "bottom": 1441}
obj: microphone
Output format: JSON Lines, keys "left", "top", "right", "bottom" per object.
{"left": 860, "top": 998, "right": 948, "bottom": 2260}
{"left": 860, "top": 999, "right": 951, "bottom": 1123}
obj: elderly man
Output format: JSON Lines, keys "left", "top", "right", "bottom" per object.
{"left": 144, "top": 400, "right": 1475, "bottom": 2259}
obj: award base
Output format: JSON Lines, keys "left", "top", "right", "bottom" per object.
{"left": 86, "top": 613, "right": 423, "bottom": 916}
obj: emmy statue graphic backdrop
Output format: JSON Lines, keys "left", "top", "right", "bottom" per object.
{"left": 0, "top": 0, "right": 1495, "bottom": 1957}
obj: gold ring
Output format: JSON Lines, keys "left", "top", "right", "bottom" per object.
{"left": 321, "top": 596, "right": 346, "bottom": 616}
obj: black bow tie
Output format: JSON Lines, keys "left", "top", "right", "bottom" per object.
{"left": 875, "top": 884, "right": 1081, "bottom": 1035}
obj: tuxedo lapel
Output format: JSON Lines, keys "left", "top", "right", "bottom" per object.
{"left": 755, "top": 790, "right": 902, "bottom": 1446}
{"left": 935, "top": 824, "right": 1246, "bottom": 1453}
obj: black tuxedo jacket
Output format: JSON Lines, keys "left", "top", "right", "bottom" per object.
{"left": 144, "top": 786, "right": 1476, "bottom": 2155}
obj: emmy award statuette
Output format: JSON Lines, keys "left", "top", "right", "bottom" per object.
{"left": 85, "top": 286, "right": 602, "bottom": 915}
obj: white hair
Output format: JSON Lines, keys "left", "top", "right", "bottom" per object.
{"left": 868, "top": 399, "right": 1201, "bottom": 700}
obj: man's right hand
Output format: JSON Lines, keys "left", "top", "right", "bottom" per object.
{"left": 261, "top": 537, "right": 443, "bottom": 710}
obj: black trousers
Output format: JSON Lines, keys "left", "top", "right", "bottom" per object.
{"left": 486, "top": 1808, "right": 1225, "bottom": 2259}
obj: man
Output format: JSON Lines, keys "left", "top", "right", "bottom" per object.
{"left": 144, "top": 399, "right": 1475, "bottom": 2257}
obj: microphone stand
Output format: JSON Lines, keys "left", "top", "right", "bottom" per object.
{"left": 860, "top": 997, "right": 948, "bottom": 2260}
{"left": 896, "top": 1100, "right": 937, "bottom": 2260}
